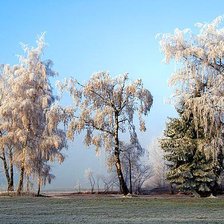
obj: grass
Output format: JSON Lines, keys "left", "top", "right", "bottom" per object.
{"left": 1, "top": 195, "right": 224, "bottom": 223}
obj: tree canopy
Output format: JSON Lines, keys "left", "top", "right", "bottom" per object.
{"left": 0, "top": 34, "right": 66, "bottom": 194}
{"left": 58, "top": 72, "right": 153, "bottom": 194}
{"left": 159, "top": 16, "right": 224, "bottom": 157}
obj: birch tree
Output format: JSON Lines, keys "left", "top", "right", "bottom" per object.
{"left": 58, "top": 72, "right": 153, "bottom": 195}
{"left": 0, "top": 34, "right": 66, "bottom": 194}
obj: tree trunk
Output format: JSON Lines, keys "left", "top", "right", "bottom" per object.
{"left": 114, "top": 111, "right": 129, "bottom": 195}
{"left": 212, "top": 150, "right": 224, "bottom": 195}
{"left": 1, "top": 148, "right": 12, "bottom": 191}
{"left": 17, "top": 149, "right": 26, "bottom": 195}
{"left": 97, "top": 179, "right": 100, "bottom": 193}
{"left": 8, "top": 147, "right": 14, "bottom": 191}
{"left": 37, "top": 177, "right": 41, "bottom": 196}
{"left": 26, "top": 175, "right": 30, "bottom": 192}
{"left": 129, "top": 159, "right": 132, "bottom": 194}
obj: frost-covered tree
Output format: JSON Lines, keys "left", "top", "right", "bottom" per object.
{"left": 159, "top": 16, "right": 224, "bottom": 160}
{"left": 159, "top": 16, "right": 224, "bottom": 196}
{"left": 161, "top": 116, "right": 222, "bottom": 197}
{"left": 148, "top": 138, "right": 167, "bottom": 188}
{"left": 58, "top": 72, "right": 153, "bottom": 195}
{"left": 0, "top": 34, "right": 66, "bottom": 194}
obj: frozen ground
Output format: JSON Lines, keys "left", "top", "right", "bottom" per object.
{"left": 1, "top": 194, "right": 224, "bottom": 223}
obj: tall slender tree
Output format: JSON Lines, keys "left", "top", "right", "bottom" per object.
{"left": 0, "top": 34, "right": 66, "bottom": 194}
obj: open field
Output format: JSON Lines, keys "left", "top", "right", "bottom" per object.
{"left": 1, "top": 194, "right": 224, "bottom": 224}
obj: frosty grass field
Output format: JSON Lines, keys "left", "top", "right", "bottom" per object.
{"left": 1, "top": 195, "right": 224, "bottom": 224}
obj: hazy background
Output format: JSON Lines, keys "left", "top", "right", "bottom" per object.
{"left": 0, "top": 0, "right": 223, "bottom": 190}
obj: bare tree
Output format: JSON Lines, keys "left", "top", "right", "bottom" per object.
{"left": 132, "top": 164, "right": 152, "bottom": 194}
{"left": 106, "top": 142, "right": 152, "bottom": 194}
{"left": 121, "top": 143, "right": 145, "bottom": 194}
{"left": 96, "top": 174, "right": 101, "bottom": 193}
{"left": 101, "top": 172, "right": 119, "bottom": 193}
{"left": 85, "top": 168, "right": 95, "bottom": 193}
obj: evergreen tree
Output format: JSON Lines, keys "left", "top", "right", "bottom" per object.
{"left": 161, "top": 116, "right": 223, "bottom": 197}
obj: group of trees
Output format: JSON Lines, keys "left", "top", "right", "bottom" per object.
{"left": 159, "top": 16, "right": 224, "bottom": 196}
{"left": 120, "top": 143, "right": 152, "bottom": 194}
{"left": 83, "top": 143, "right": 152, "bottom": 194}
{"left": 1, "top": 16, "right": 224, "bottom": 197}
{"left": 0, "top": 35, "right": 153, "bottom": 195}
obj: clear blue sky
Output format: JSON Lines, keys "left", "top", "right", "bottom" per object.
{"left": 0, "top": 0, "right": 223, "bottom": 190}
